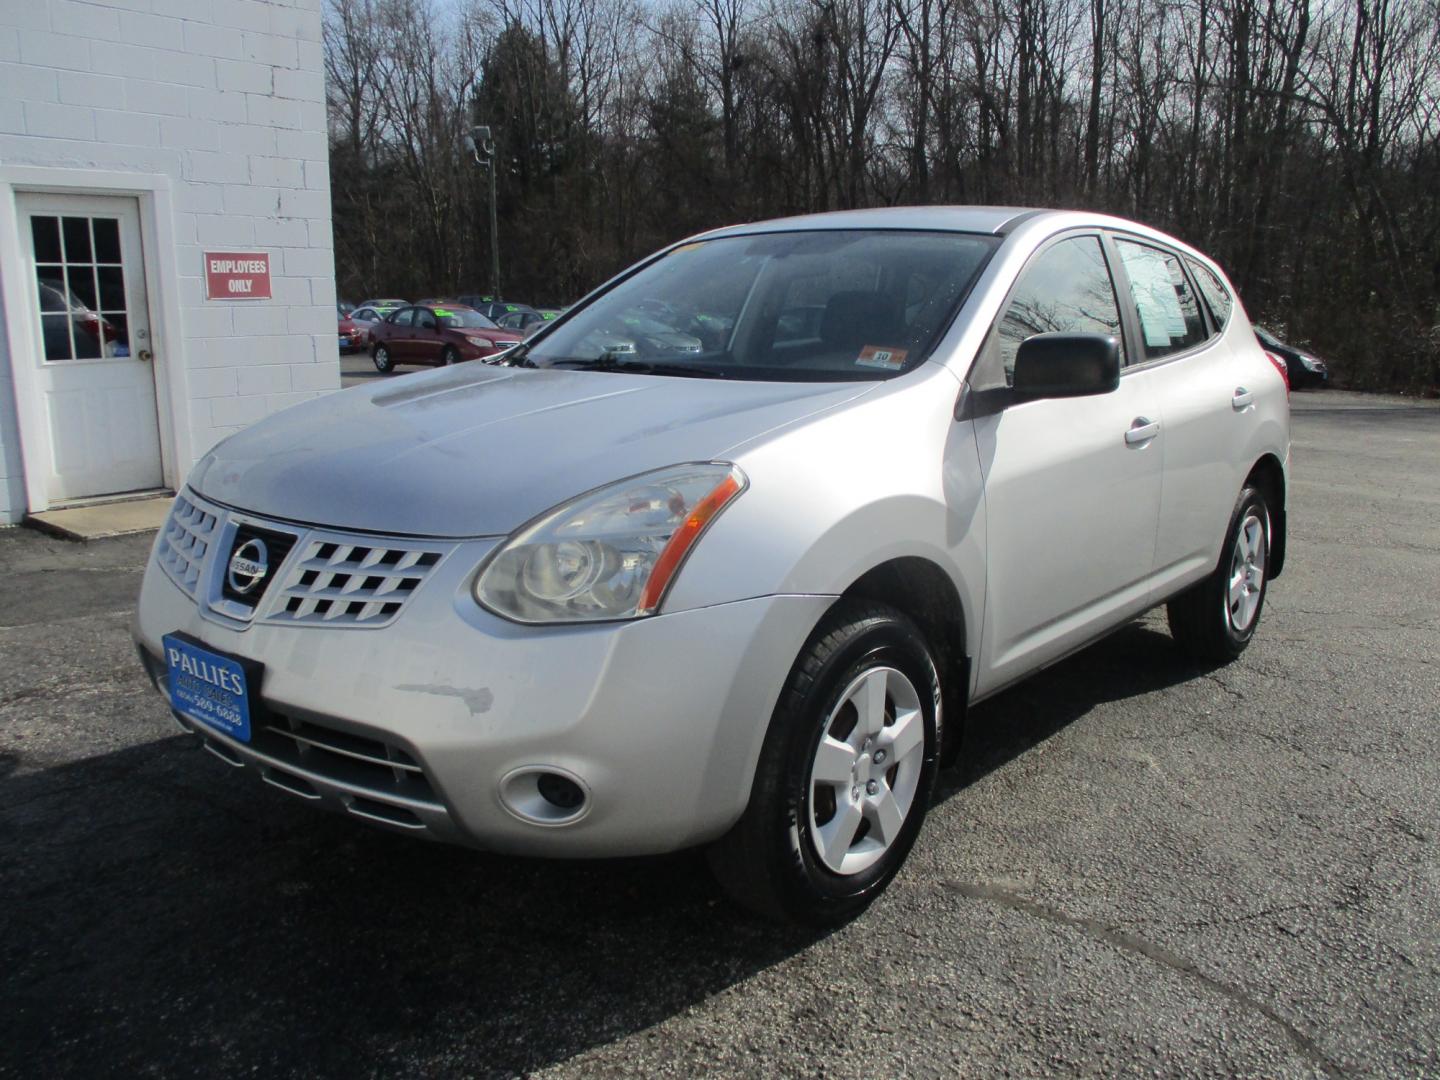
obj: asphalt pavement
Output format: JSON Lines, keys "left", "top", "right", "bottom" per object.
{"left": 2, "top": 390, "right": 1437, "bottom": 1078}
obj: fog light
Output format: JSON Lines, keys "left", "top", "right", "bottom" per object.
{"left": 537, "top": 771, "right": 584, "bottom": 810}
{"left": 498, "top": 766, "right": 591, "bottom": 826}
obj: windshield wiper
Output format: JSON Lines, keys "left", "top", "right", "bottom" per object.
{"left": 491, "top": 342, "right": 534, "bottom": 367}
{"left": 543, "top": 355, "right": 729, "bottom": 379}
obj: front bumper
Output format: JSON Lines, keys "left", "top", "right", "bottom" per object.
{"left": 134, "top": 502, "right": 830, "bottom": 857}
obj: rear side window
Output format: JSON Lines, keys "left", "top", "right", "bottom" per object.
{"left": 975, "top": 235, "right": 1125, "bottom": 389}
{"left": 1186, "top": 258, "right": 1233, "bottom": 330}
{"left": 1115, "top": 240, "right": 1206, "bottom": 359}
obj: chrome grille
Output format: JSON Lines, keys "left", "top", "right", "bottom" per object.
{"left": 156, "top": 494, "right": 219, "bottom": 597}
{"left": 254, "top": 712, "right": 442, "bottom": 813}
{"left": 268, "top": 539, "right": 447, "bottom": 626}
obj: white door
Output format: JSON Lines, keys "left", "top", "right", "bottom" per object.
{"left": 965, "top": 233, "right": 1164, "bottom": 696}
{"left": 18, "top": 192, "right": 163, "bottom": 504}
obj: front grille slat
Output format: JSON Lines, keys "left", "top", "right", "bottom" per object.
{"left": 253, "top": 714, "right": 440, "bottom": 809}
{"left": 156, "top": 494, "right": 219, "bottom": 598}
{"left": 269, "top": 537, "right": 447, "bottom": 628}
{"left": 265, "top": 724, "right": 425, "bottom": 774}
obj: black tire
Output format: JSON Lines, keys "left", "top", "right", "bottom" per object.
{"left": 1168, "top": 484, "right": 1271, "bottom": 663}
{"left": 707, "top": 599, "right": 942, "bottom": 926}
{"left": 373, "top": 344, "right": 394, "bottom": 374}
{"left": 441, "top": 345, "right": 460, "bottom": 366}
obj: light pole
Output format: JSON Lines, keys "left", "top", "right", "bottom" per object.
{"left": 466, "top": 124, "right": 500, "bottom": 302}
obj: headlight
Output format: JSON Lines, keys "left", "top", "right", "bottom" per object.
{"left": 464, "top": 335, "right": 489, "bottom": 347}
{"left": 474, "top": 463, "right": 747, "bottom": 623}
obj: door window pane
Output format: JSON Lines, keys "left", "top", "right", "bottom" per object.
{"left": 389, "top": 308, "right": 415, "bottom": 327}
{"left": 97, "top": 266, "right": 127, "bottom": 311}
{"left": 92, "top": 218, "right": 122, "bottom": 263}
{"left": 67, "top": 264, "right": 99, "bottom": 310}
{"left": 980, "top": 235, "right": 1125, "bottom": 388}
{"left": 1116, "top": 240, "right": 1206, "bottom": 359}
{"left": 41, "top": 313, "right": 74, "bottom": 361}
{"left": 31, "top": 216, "right": 61, "bottom": 262}
{"left": 62, "top": 216, "right": 92, "bottom": 263}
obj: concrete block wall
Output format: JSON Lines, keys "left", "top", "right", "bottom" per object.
{"left": 0, "top": 0, "right": 338, "bottom": 523}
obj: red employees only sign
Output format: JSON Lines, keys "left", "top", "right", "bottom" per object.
{"left": 204, "top": 252, "right": 272, "bottom": 300}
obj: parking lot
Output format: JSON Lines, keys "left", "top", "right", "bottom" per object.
{"left": 2, "top": 390, "right": 1436, "bottom": 1078}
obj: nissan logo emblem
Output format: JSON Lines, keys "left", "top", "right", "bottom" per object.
{"left": 227, "top": 538, "right": 269, "bottom": 595}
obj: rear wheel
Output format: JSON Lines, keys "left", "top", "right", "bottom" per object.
{"left": 1168, "top": 484, "right": 1270, "bottom": 662}
{"left": 373, "top": 344, "right": 394, "bottom": 374}
{"left": 707, "top": 599, "right": 941, "bottom": 925}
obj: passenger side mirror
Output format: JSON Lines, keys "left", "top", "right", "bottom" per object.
{"left": 1012, "top": 333, "right": 1120, "bottom": 399}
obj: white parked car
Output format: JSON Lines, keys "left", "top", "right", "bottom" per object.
{"left": 135, "top": 208, "right": 1289, "bottom": 924}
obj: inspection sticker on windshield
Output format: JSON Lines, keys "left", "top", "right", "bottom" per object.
{"left": 856, "top": 346, "right": 907, "bottom": 370}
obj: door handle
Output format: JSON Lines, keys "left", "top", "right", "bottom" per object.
{"left": 1232, "top": 387, "right": 1254, "bottom": 409}
{"left": 1125, "top": 417, "right": 1160, "bottom": 445}
{"left": 138, "top": 348, "right": 153, "bottom": 363}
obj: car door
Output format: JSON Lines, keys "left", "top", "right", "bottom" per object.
{"left": 415, "top": 307, "right": 449, "bottom": 363}
{"left": 968, "top": 232, "right": 1165, "bottom": 696}
{"left": 1109, "top": 238, "right": 1245, "bottom": 597}
{"left": 385, "top": 306, "right": 417, "bottom": 359}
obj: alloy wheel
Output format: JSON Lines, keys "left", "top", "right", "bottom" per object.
{"left": 1227, "top": 510, "right": 1266, "bottom": 631}
{"left": 807, "top": 666, "right": 925, "bottom": 876}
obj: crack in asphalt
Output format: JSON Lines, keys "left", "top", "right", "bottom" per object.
{"left": 944, "top": 881, "right": 1348, "bottom": 1079}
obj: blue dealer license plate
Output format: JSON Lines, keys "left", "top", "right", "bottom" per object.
{"left": 163, "top": 633, "right": 254, "bottom": 743}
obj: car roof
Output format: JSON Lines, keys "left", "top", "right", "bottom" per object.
{"left": 698, "top": 206, "right": 1041, "bottom": 240}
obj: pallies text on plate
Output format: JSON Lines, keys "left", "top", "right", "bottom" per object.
{"left": 166, "top": 646, "right": 244, "bottom": 695}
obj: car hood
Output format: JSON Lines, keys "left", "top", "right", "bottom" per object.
{"left": 189, "top": 364, "right": 875, "bottom": 537}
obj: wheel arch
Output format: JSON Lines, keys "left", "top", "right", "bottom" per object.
{"left": 1246, "top": 453, "right": 1286, "bottom": 578}
{"left": 838, "top": 556, "right": 970, "bottom": 763}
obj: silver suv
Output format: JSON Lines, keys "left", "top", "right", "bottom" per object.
{"left": 135, "top": 208, "right": 1289, "bottom": 924}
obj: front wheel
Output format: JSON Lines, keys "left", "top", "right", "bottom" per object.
{"left": 373, "top": 344, "right": 394, "bottom": 374}
{"left": 707, "top": 600, "right": 942, "bottom": 925}
{"left": 441, "top": 345, "right": 460, "bottom": 366}
{"left": 1168, "top": 484, "right": 1271, "bottom": 662}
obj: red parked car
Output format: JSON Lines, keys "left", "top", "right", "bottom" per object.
{"left": 337, "top": 305, "right": 367, "bottom": 353}
{"left": 368, "top": 304, "right": 523, "bottom": 374}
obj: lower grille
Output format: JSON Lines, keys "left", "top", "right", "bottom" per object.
{"left": 249, "top": 713, "right": 442, "bottom": 811}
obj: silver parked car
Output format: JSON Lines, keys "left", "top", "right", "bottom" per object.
{"left": 135, "top": 208, "right": 1289, "bottom": 924}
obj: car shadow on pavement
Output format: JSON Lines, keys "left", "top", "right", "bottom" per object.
{"left": 938, "top": 620, "right": 1214, "bottom": 800}
{"left": 0, "top": 731, "right": 822, "bottom": 1077}
{"left": 2, "top": 621, "right": 1206, "bottom": 1077}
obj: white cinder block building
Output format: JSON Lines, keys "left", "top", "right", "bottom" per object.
{"left": 0, "top": 0, "right": 338, "bottom": 525}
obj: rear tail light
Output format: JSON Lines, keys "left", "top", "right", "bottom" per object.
{"left": 1263, "top": 350, "right": 1290, "bottom": 397}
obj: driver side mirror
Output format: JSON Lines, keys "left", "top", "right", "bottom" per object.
{"left": 1012, "top": 333, "right": 1121, "bottom": 399}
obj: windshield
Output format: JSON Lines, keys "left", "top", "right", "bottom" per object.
{"left": 524, "top": 230, "right": 998, "bottom": 380}
{"left": 434, "top": 308, "right": 498, "bottom": 329}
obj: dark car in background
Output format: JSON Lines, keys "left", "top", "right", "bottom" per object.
{"left": 1255, "top": 326, "right": 1329, "bottom": 389}
{"left": 495, "top": 307, "right": 562, "bottom": 335}
{"left": 457, "top": 297, "right": 540, "bottom": 323}
{"left": 368, "top": 303, "right": 523, "bottom": 373}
